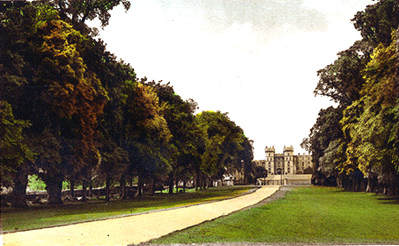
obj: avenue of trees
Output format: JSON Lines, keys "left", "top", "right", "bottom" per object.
{"left": 303, "top": 0, "right": 399, "bottom": 195}
{"left": 0, "top": 1, "right": 255, "bottom": 207}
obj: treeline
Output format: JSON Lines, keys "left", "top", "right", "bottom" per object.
{"left": 0, "top": 1, "right": 255, "bottom": 207}
{"left": 303, "top": 0, "right": 399, "bottom": 195}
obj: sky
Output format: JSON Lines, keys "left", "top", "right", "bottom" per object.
{"left": 93, "top": 0, "right": 374, "bottom": 160}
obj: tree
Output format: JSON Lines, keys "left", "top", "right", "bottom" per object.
{"left": 254, "top": 165, "right": 267, "bottom": 181}
{"left": 0, "top": 4, "right": 107, "bottom": 204}
{"left": 239, "top": 138, "right": 254, "bottom": 184}
{"left": 341, "top": 29, "right": 399, "bottom": 195}
{"left": 0, "top": 101, "right": 35, "bottom": 207}
{"left": 307, "top": 0, "right": 399, "bottom": 193}
{"left": 195, "top": 111, "right": 246, "bottom": 188}
{"left": 352, "top": 0, "right": 399, "bottom": 47}
{"left": 124, "top": 82, "right": 172, "bottom": 196}
{"left": 0, "top": 101, "right": 33, "bottom": 186}
{"left": 314, "top": 41, "right": 371, "bottom": 106}
{"left": 45, "top": 0, "right": 131, "bottom": 34}
{"left": 99, "top": 143, "right": 128, "bottom": 201}
{"left": 302, "top": 106, "right": 344, "bottom": 186}
{"left": 93, "top": 49, "right": 137, "bottom": 200}
{"left": 147, "top": 81, "right": 199, "bottom": 193}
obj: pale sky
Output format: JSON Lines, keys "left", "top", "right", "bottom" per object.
{"left": 93, "top": 0, "right": 373, "bottom": 160}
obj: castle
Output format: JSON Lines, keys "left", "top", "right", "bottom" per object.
{"left": 254, "top": 145, "right": 313, "bottom": 175}
{"left": 265, "top": 145, "right": 313, "bottom": 175}
{"left": 254, "top": 146, "right": 313, "bottom": 185}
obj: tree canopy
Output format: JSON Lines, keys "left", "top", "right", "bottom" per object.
{"left": 0, "top": 1, "right": 254, "bottom": 206}
{"left": 305, "top": 0, "right": 399, "bottom": 195}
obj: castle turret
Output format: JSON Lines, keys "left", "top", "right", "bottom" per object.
{"left": 265, "top": 146, "right": 275, "bottom": 152}
{"left": 283, "top": 145, "right": 294, "bottom": 152}
{"left": 265, "top": 146, "right": 275, "bottom": 174}
{"left": 283, "top": 145, "right": 295, "bottom": 174}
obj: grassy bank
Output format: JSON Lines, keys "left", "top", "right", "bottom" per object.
{"left": 1, "top": 186, "right": 253, "bottom": 232}
{"left": 153, "top": 186, "right": 399, "bottom": 244}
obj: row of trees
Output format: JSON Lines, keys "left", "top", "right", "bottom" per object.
{"left": 0, "top": 1, "right": 255, "bottom": 207}
{"left": 302, "top": 0, "right": 399, "bottom": 195}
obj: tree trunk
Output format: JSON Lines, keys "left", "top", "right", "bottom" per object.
{"left": 137, "top": 176, "right": 143, "bottom": 197}
{"left": 105, "top": 174, "right": 111, "bottom": 202}
{"left": 195, "top": 172, "right": 200, "bottom": 191}
{"left": 120, "top": 174, "right": 126, "bottom": 200}
{"left": 200, "top": 175, "right": 204, "bottom": 190}
{"left": 82, "top": 179, "right": 87, "bottom": 201}
{"left": 168, "top": 174, "right": 174, "bottom": 194}
{"left": 12, "top": 165, "right": 28, "bottom": 208}
{"left": 46, "top": 176, "right": 63, "bottom": 205}
{"left": 70, "top": 179, "right": 75, "bottom": 199}
{"left": 353, "top": 176, "right": 357, "bottom": 192}
{"left": 366, "top": 176, "right": 373, "bottom": 193}
{"left": 366, "top": 165, "right": 372, "bottom": 192}
{"left": 183, "top": 180, "right": 186, "bottom": 192}
{"left": 152, "top": 178, "right": 156, "bottom": 195}
{"left": 202, "top": 176, "right": 207, "bottom": 190}
{"left": 88, "top": 180, "right": 93, "bottom": 197}
{"left": 175, "top": 178, "right": 179, "bottom": 193}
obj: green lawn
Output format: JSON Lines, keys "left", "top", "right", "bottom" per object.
{"left": 1, "top": 186, "right": 253, "bottom": 232}
{"left": 153, "top": 186, "right": 399, "bottom": 244}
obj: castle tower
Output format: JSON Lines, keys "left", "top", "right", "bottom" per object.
{"left": 283, "top": 145, "right": 295, "bottom": 174}
{"left": 265, "top": 146, "right": 275, "bottom": 174}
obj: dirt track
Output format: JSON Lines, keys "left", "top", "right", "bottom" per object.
{"left": 2, "top": 186, "right": 279, "bottom": 246}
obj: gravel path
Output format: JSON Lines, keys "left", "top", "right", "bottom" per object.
{"left": 2, "top": 186, "right": 279, "bottom": 246}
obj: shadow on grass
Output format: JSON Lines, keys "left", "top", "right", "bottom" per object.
{"left": 329, "top": 188, "right": 399, "bottom": 203}
{"left": 377, "top": 196, "right": 399, "bottom": 205}
{"left": 255, "top": 206, "right": 271, "bottom": 211}
{"left": 3, "top": 187, "right": 249, "bottom": 213}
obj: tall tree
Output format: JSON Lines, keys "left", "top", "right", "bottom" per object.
{"left": 0, "top": 4, "right": 107, "bottom": 204}
{"left": 148, "top": 81, "right": 199, "bottom": 193}
{"left": 0, "top": 101, "right": 35, "bottom": 207}
{"left": 302, "top": 106, "right": 344, "bottom": 186}
{"left": 124, "top": 82, "right": 172, "bottom": 196}
{"left": 307, "top": 0, "right": 399, "bottom": 193}
{"left": 195, "top": 111, "right": 246, "bottom": 187}
{"left": 341, "top": 29, "right": 399, "bottom": 195}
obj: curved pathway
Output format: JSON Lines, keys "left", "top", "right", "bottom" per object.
{"left": 2, "top": 186, "right": 279, "bottom": 246}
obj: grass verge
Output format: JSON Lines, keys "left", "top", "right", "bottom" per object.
{"left": 1, "top": 186, "right": 253, "bottom": 232}
{"left": 152, "top": 186, "right": 399, "bottom": 244}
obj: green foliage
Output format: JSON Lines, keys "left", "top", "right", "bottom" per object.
{"left": 27, "top": 174, "right": 46, "bottom": 191}
{"left": 314, "top": 41, "right": 371, "bottom": 105}
{"left": 31, "top": 14, "right": 107, "bottom": 200}
{"left": 1, "top": 3, "right": 108, "bottom": 204}
{"left": 0, "top": 101, "right": 35, "bottom": 186}
{"left": 302, "top": 106, "right": 344, "bottom": 185}
{"left": 46, "top": 0, "right": 131, "bottom": 34}
{"left": 1, "top": 1, "right": 253, "bottom": 206}
{"left": 196, "top": 111, "right": 248, "bottom": 179}
{"left": 126, "top": 82, "right": 172, "bottom": 180}
{"left": 352, "top": 0, "right": 399, "bottom": 46}
{"left": 341, "top": 30, "right": 399, "bottom": 180}
{"left": 146, "top": 81, "right": 201, "bottom": 190}
{"left": 307, "top": 0, "right": 399, "bottom": 193}
{"left": 27, "top": 175, "right": 74, "bottom": 191}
